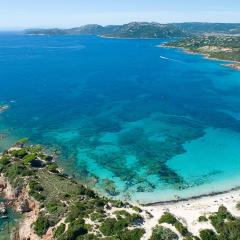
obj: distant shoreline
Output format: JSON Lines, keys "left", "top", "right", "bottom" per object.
{"left": 159, "top": 44, "right": 240, "bottom": 71}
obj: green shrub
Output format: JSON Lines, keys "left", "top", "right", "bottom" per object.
{"left": 29, "top": 190, "right": 46, "bottom": 202}
{"left": 46, "top": 200, "right": 59, "bottom": 213}
{"left": 11, "top": 149, "right": 27, "bottom": 158}
{"left": 34, "top": 215, "right": 50, "bottom": 236}
{"left": 47, "top": 163, "right": 58, "bottom": 173}
{"left": 62, "top": 219, "right": 88, "bottom": 240}
{"left": 217, "top": 219, "right": 240, "bottom": 240}
{"left": 159, "top": 212, "right": 178, "bottom": 225}
{"left": 0, "top": 156, "right": 10, "bottom": 165}
{"left": 236, "top": 202, "right": 240, "bottom": 210}
{"left": 209, "top": 205, "right": 234, "bottom": 233}
{"left": 175, "top": 222, "right": 189, "bottom": 236}
{"left": 199, "top": 229, "right": 217, "bottom": 240}
{"left": 198, "top": 216, "right": 208, "bottom": 222}
{"left": 54, "top": 223, "right": 66, "bottom": 238}
{"left": 100, "top": 218, "right": 128, "bottom": 236}
{"left": 23, "top": 153, "right": 36, "bottom": 165}
{"left": 150, "top": 225, "right": 179, "bottom": 240}
{"left": 120, "top": 228, "right": 145, "bottom": 240}
{"left": 17, "top": 138, "right": 29, "bottom": 144}
{"left": 6, "top": 163, "right": 32, "bottom": 181}
{"left": 65, "top": 204, "right": 86, "bottom": 222}
{"left": 90, "top": 212, "right": 105, "bottom": 222}
{"left": 29, "top": 181, "right": 44, "bottom": 192}
{"left": 132, "top": 206, "right": 142, "bottom": 213}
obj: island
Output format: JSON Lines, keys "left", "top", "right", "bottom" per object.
{"left": 163, "top": 35, "right": 240, "bottom": 70}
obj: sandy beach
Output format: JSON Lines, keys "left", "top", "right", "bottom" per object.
{"left": 141, "top": 188, "right": 240, "bottom": 239}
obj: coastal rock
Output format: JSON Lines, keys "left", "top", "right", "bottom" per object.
{"left": 0, "top": 181, "right": 6, "bottom": 193}
{"left": 0, "top": 202, "right": 7, "bottom": 215}
{"left": 17, "top": 199, "right": 31, "bottom": 213}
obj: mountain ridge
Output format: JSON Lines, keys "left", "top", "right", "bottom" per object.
{"left": 25, "top": 22, "right": 240, "bottom": 38}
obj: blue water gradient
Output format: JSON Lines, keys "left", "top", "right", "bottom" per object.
{"left": 1, "top": 34, "right": 240, "bottom": 203}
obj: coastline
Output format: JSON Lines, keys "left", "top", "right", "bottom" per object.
{"left": 144, "top": 185, "right": 240, "bottom": 206}
{"left": 0, "top": 174, "right": 40, "bottom": 240}
{"left": 159, "top": 44, "right": 240, "bottom": 71}
{"left": 1, "top": 143, "right": 240, "bottom": 239}
{"left": 142, "top": 188, "right": 240, "bottom": 239}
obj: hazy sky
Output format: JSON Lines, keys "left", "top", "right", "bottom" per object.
{"left": 0, "top": 0, "right": 240, "bottom": 30}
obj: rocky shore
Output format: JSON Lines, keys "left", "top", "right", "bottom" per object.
{"left": 2, "top": 141, "right": 240, "bottom": 240}
{"left": 224, "top": 63, "right": 240, "bottom": 71}
{"left": 0, "top": 105, "right": 9, "bottom": 114}
{"left": 0, "top": 174, "right": 40, "bottom": 240}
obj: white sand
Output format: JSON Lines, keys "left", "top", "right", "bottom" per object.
{"left": 141, "top": 189, "right": 240, "bottom": 239}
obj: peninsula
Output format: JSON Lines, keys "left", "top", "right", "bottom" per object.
{"left": 163, "top": 35, "right": 240, "bottom": 70}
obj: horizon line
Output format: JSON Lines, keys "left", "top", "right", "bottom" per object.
{"left": 1, "top": 20, "right": 240, "bottom": 31}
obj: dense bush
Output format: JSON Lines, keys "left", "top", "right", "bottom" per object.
{"left": 150, "top": 225, "right": 179, "bottom": 240}
{"left": 120, "top": 228, "right": 145, "bottom": 240}
{"left": 61, "top": 219, "right": 88, "bottom": 240}
{"left": 199, "top": 229, "right": 217, "bottom": 240}
{"left": 29, "top": 180, "right": 44, "bottom": 192}
{"left": 217, "top": 219, "right": 240, "bottom": 240}
{"left": 46, "top": 200, "right": 60, "bottom": 213}
{"left": 34, "top": 215, "right": 50, "bottom": 236}
{"left": 65, "top": 203, "right": 87, "bottom": 222}
{"left": 47, "top": 163, "right": 58, "bottom": 173}
{"left": 23, "top": 153, "right": 36, "bottom": 165}
{"left": 100, "top": 218, "right": 128, "bottom": 236}
{"left": 209, "top": 205, "right": 234, "bottom": 233}
{"left": 175, "top": 222, "right": 189, "bottom": 236}
{"left": 0, "top": 156, "right": 10, "bottom": 165}
{"left": 11, "top": 149, "right": 27, "bottom": 158}
{"left": 159, "top": 212, "right": 178, "bottom": 225}
{"left": 198, "top": 216, "right": 208, "bottom": 222}
{"left": 29, "top": 190, "right": 46, "bottom": 202}
{"left": 6, "top": 163, "right": 32, "bottom": 182}
{"left": 54, "top": 223, "right": 66, "bottom": 238}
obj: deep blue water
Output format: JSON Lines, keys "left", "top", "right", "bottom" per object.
{"left": 1, "top": 34, "right": 240, "bottom": 202}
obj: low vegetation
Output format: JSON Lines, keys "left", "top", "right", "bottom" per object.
{"left": 159, "top": 212, "right": 190, "bottom": 237}
{"left": 2, "top": 141, "right": 240, "bottom": 239}
{"left": 150, "top": 225, "right": 178, "bottom": 240}
{"left": 164, "top": 35, "right": 240, "bottom": 69}
{"left": 0, "top": 141, "right": 146, "bottom": 239}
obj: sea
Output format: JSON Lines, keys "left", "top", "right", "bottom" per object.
{"left": 1, "top": 33, "right": 240, "bottom": 204}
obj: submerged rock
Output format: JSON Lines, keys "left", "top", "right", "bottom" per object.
{"left": 0, "top": 202, "right": 7, "bottom": 215}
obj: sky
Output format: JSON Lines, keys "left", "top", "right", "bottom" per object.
{"left": 0, "top": 0, "right": 239, "bottom": 30}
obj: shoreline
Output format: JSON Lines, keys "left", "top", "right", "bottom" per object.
{"left": 0, "top": 175, "right": 40, "bottom": 240}
{"left": 143, "top": 185, "right": 240, "bottom": 206}
{"left": 142, "top": 188, "right": 240, "bottom": 239}
{"left": 1, "top": 143, "right": 240, "bottom": 239}
{"left": 159, "top": 44, "right": 240, "bottom": 71}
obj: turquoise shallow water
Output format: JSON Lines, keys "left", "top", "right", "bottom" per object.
{"left": 0, "top": 198, "right": 19, "bottom": 238}
{"left": 1, "top": 34, "right": 240, "bottom": 203}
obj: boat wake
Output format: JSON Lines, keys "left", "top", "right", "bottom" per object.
{"left": 160, "top": 56, "right": 184, "bottom": 63}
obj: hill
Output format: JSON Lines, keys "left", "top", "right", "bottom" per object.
{"left": 25, "top": 22, "right": 240, "bottom": 38}
{"left": 164, "top": 35, "right": 240, "bottom": 70}
{"left": 174, "top": 22, "right": 240, "bottom": 35}
{"left": 25, "top": 22, "right": 188, "bottom": 38}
